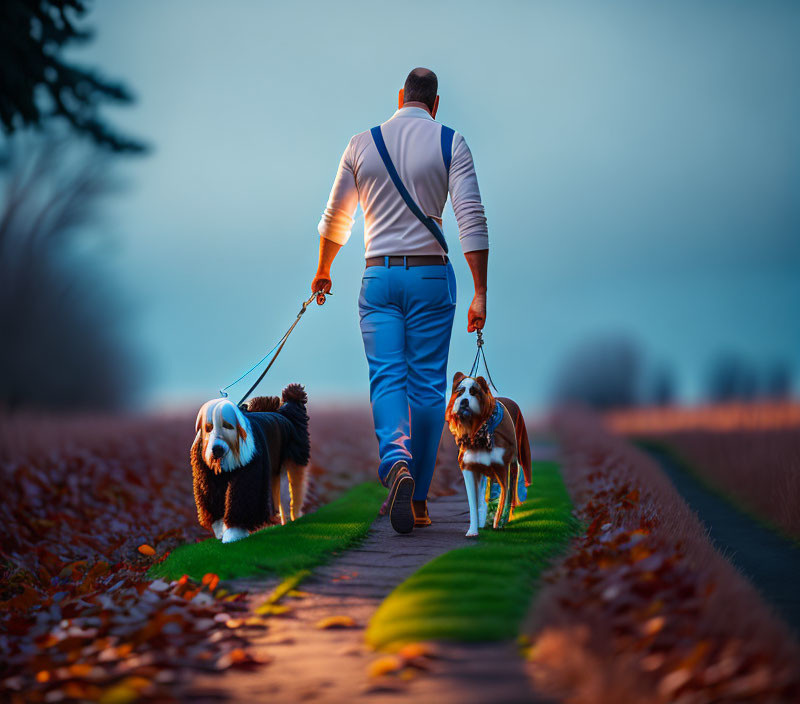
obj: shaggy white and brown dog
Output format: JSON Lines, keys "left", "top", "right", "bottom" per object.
{"left": 191, "top": 384, "right": 310, "bottom": 543}
{"left": 445, "top": 373, "right": 532, "bottom": 537}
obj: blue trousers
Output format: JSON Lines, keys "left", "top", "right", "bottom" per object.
{"left": 358, "top": 257, "right": 457, "bottom": 500}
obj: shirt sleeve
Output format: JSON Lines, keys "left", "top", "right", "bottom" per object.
{"left": 317, "top": 137, "right": 359, "bottom": 245}
{"left": 449, "top": 132, "right": 489, "bottom": 253}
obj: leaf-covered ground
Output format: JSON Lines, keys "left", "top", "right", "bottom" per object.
{"left": 0, "top": 405, "right": 405, "bottom": 703}
{"left": 526, "top": 409, "right": 800, "bottom": 704}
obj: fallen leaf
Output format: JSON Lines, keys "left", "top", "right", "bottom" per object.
{"left": 368, "top": 656, "right": 403, "bottom": 678}
{"left": 315, "top": 615, "right": 356, "bottom": 629}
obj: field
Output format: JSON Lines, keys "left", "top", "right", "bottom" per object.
{"left": 2, "top": 402, "right": 799, "bottom": 703}
{"left": 0, "top": 404, "right": 414, "bottom": 702}
{"left": 606, "top": 402, "right": 800, "bottom": 539}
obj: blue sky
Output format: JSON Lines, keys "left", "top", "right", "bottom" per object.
{"left": 80, "top": 0, "right": 799, "bottom": 409}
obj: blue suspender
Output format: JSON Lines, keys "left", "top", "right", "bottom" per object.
{"left": 441, "top": 124, "right": 454, "bottom": 172}
{"left": 370, "top": 124, "right": 454, "bottom": 254}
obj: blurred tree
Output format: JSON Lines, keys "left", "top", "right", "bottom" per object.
{"left": 551, "top": 334, "right": 643, "bottom": 410}
{"left": 763, "top": 361, "right": 793, "bottom": 399}
{"left": 0, "top": 137, "right": 143, "bottom": 410}
{"left": 648, "top": 364, "right": 675, "bottom": 406}
{"left": 0, "top": 0, "right": 145, "bottom": 153}
{"left": 706, "top": 353, "right": 758, "bottom": 402}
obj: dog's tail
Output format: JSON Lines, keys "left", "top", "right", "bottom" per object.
{"left": 246, "top": 395, "right": 281, "bottom": 412}
{"left": 517, "top": 414, "right": 532, "bottom": 487}
{"left": 277, "top": 383, "right": 310, "bottom": 466}
{"left": 497, "top": 396, "right": 532, "bottom": 487}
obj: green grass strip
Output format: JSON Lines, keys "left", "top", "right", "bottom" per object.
{"left": 150, "top": 482, "right": 386, "bottom": 581}
{"left": 365, "top": 461, "right": 578, "bottom": 650}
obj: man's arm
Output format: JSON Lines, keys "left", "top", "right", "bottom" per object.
{"left": 465, "top": 248, "right": 487, "bottom": 332}
{"left": 449, "top": 133, "right": 489, "bottom": 331}
{"left": 312, "top": 138, "right": 358, "bottom": 304}
{"left": 311, "top": 237, "right": 341, "bottom": 305}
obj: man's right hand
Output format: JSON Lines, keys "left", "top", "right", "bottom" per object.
{"left": 311, "top": 274, "right": 332, "bottom": 305}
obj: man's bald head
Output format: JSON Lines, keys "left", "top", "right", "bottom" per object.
{"left": 403, "top": 68, "right": 438, "bottom": 111}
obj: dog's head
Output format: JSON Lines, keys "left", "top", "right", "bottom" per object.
{"left": 195, "top": 398, "right": 255, "bottom": 473}
{"left": 445, "top": 372, "right": 496, "bottom": 438}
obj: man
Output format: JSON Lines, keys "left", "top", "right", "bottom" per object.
{"left": 311, "top": 68, "right": 488, "bottom": 534}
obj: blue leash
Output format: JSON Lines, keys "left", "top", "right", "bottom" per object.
{"left": 219, "top": 290, "right": 326, "bottom": 406}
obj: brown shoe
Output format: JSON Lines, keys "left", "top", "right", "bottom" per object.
{"left": 385, "top": 461, "right": 414, "bottom": 534}
{"left": 412, "top": 500, "right": 432, "bottom": 527}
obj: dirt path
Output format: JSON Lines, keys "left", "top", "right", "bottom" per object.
{"left": 648, "top": 447, "right": 800, "bottom": 638}
{"left": 191, "top": 489, "right": 553, "bottom": 703}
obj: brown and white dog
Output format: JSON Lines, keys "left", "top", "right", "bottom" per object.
{"left": 191, "top": 384, "right": 310, "bottom": 543}
{"left": 445, "top": 373, "right": 532, "bottom": 537}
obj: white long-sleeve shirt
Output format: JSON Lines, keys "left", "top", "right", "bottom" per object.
{"left": 317, "top": 106, "right": 488, "bottom": 257}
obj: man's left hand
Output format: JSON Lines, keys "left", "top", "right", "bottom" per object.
{"left": 467, "top": 292, "right": 486, "bottom": 332}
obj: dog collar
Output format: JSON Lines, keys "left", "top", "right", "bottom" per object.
{"left": 459, "top": 402, "right": 504, "bottom": 450}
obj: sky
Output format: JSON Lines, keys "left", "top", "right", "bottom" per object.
{"left": 76, "top": 0, "right": 799, "bottom": 410}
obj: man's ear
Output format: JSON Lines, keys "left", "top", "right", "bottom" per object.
{"left": 398, "top": 88, "right": 404, "bottom": 109}
{"left": 431, "top": 94, "right": 439, "bottom": 119}
{"left": 452, "top": 371, "right": 466, "bottom": 391}
{"left": 475, "top": 376, "right": 490, "bottom": 395}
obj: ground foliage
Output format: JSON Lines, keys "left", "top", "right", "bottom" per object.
{"left": 527, "top": 409, "right": 800, "bottom": 704}
{"left": 0, "top": 404, "right": 404, "bottom": 702}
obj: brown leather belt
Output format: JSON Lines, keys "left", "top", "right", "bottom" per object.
{"left": 365, "top": 255, "right": 448, "bottom": 268}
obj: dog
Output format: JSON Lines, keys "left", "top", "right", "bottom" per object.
{"left": 191, "top": 383, "right": 310, "bottom": 543}
{"left": 445, "top": 372, "right": 532, "bottom": 537}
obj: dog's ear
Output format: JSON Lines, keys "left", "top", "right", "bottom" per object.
{"left": 452, "top": 371, "right": 466, "bottom": 391}
{"left": 234, "top": 406, "right": 248, "bottom": 443}
{"left": 195, "top": 404, "right": 206, "bottom": 432}
{"left": 475, "top": 376, "right": 491, "bottom": 395}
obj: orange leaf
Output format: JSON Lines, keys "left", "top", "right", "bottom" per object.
{"left": 368, "top": 655, "right": 402, "bottom": 678}
{"left": 398, "top": 643, "right": 432, "bottom": 660}
{"left": 315, "top": 615, "right": 356, "bottom": 629}
{"left": 137, "top": 544, "right": 155, "bottom": 556}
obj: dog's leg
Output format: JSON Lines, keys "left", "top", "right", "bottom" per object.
{"left": 222, "top": 526, "right": 249, "bottom": 543}
{"left": 509, "top": 460, "right": 522, "bottom": 506}
{"left": 286, "top": 461, "right": 308, "bottom": 521}
{"left": 463, "top": 469, "right": 480, "bottom": 538}
{"left": 509, "top": 462, "right": 520, "bottom": 519}
{"left": 271, "top": 472, "right": 285, "bottom": 526}
{"left": 211, "top": 519, "right": 226, "bottom": 540}
{"left": 493, "top": 465, "right": 510, "bottom": 530}
{"left": 477, "top": 475, "right": 488, "bottom": 528}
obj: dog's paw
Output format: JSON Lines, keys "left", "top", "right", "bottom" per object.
{"left": 221, "top": 526, "right": 249, "bottom": 543}
{"left": 212, "top": 520, "right": 226, "bottom": 539}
